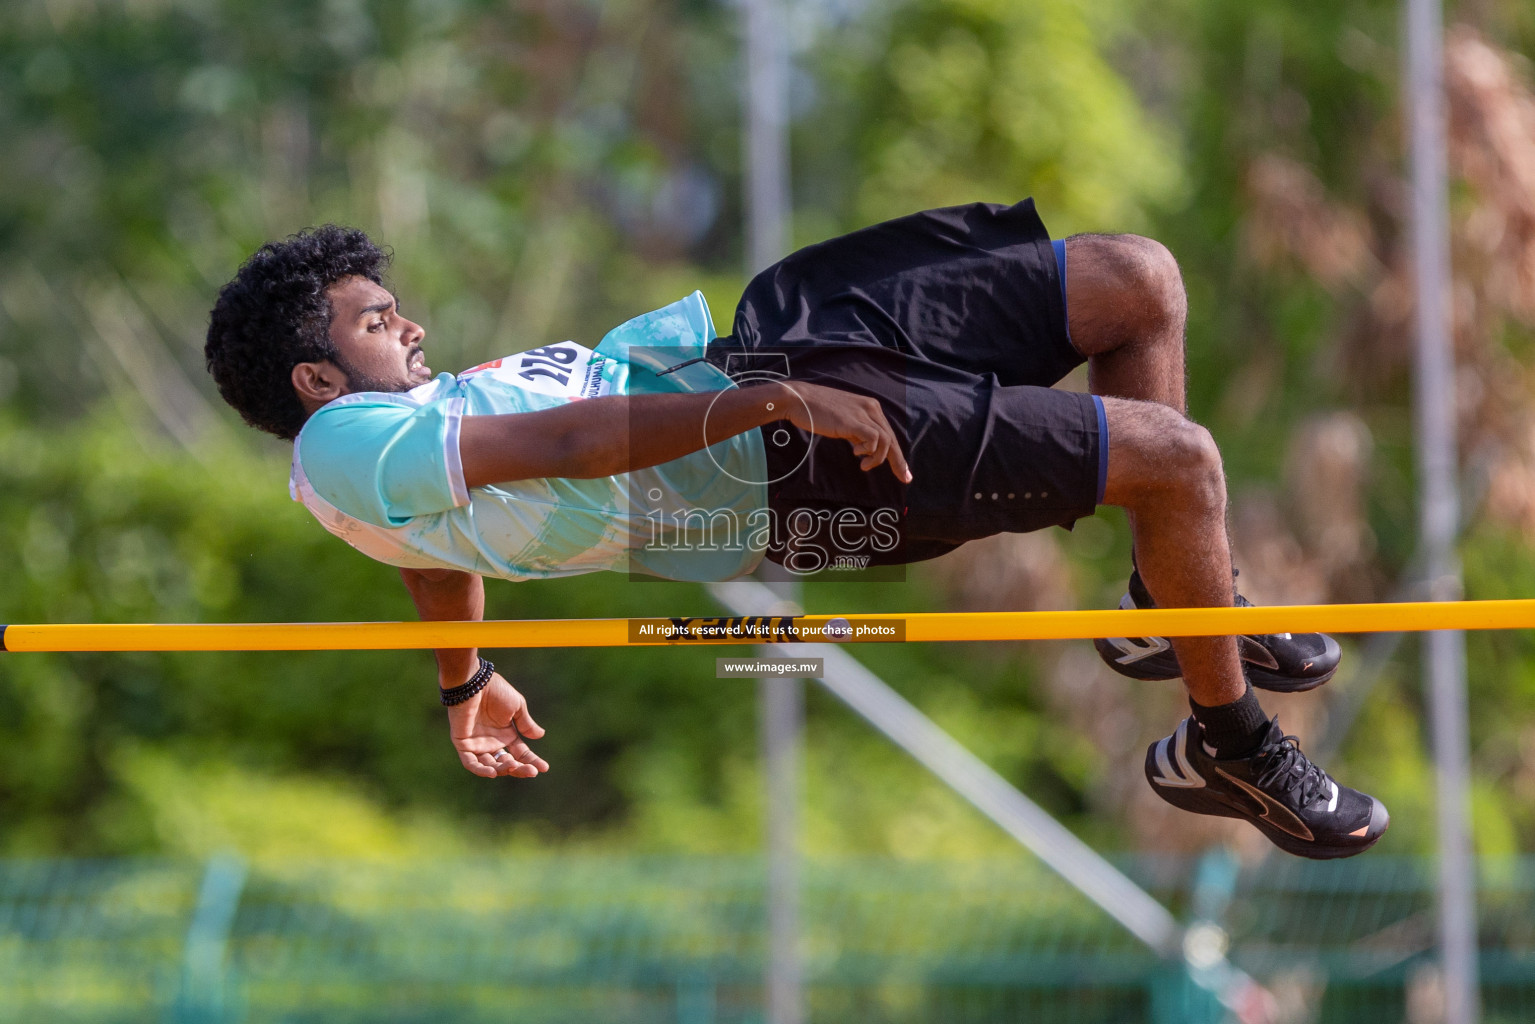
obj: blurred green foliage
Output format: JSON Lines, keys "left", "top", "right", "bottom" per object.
{"left": 1, "top": 0, "right": 1535, "bottom": 867}
{"left": 0, "top": 411, "right": 1100, "bottom": 863}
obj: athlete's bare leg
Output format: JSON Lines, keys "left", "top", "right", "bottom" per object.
{"left": 1059, "top": 234, "right": 1241, "bottom": 706}
{"left": 1099, "top": 399, "right": 1244, "bottom": 706}
{"left": 1063, "top": 234, "right": 1187, "bottom": 413}
{"left": 1049, "top": 236, "right": 1388, "bottom": 861}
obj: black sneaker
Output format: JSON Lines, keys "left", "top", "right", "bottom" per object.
{"left": 1146, "top": 717, "right": 1389, "bottom": 859}
{"left": 1093, "top": 569, "right": 1341, "bottom": 692}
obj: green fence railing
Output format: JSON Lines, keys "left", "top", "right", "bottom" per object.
{"left": 2, "top": 854, "right": 1534, "bottom": 1023}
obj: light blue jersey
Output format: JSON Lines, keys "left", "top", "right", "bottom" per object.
{"left": 289, "top": 293, "right": 769, "bottom": 581}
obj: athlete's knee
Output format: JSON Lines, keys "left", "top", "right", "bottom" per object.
{"left": 1104, "top": 400, "right": 1224, "bottom": 508}
{"left": 1128, "top": 237, "right": 1186, "bottom": 330}
{"left": 1162, "top": 416, "right": 1224, "bottom": 507}
{"left": 1066, "top": 234, "right": 1187, "bottom": 342}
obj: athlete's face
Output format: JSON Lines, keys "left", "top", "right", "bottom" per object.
{"left": 323, "top": 275, "right": 431, "bottom": 393}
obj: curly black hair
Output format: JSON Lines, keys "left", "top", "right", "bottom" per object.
{"left": 205, "top": 225, "right": 391, "bottom": 440}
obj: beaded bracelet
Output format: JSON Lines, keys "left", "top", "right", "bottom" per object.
{"left": 440, "top": 657, "right": 495, "bottom": 706}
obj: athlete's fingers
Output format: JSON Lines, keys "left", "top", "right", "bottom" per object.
{"left": 886, "top": 435, "right": 912, "bottom": 482}
{"left": 859, "top": 433, "right": 888, "bottom": 472}
{"left": 489, "top": 748, "right": 539, "bottom": 777}
{"left": 857, "top": 426, "right": 907, "bottom": 481}
{"left": 872, "top": 418, "right": 910, "bottom": 481}
{"left": 512, "top": 702, "right": 545, "bottom": 739}
{"left": 867, "top": 412, "right": 909, "bottom": 482}
{"left": 486, "top": 749, "right": 534, "bottom": 780}
{"left": 507, "top": 740, "right": 550, "bottom": 772}
{"left": 459, "top": 749, "right": 498, "bottom": 778}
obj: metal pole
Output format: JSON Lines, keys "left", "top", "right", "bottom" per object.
{"left": 710, "top": 580, "right": 1184, "bottom": 957}
{"left": 759, "top": 665, "right": 804, "bottom": 1024}
{"left": 756, "top": 572, "right": 804, "bottom": 1024}
{"left": 177, "top": 854, "right": 246, "bottom": 1023}
{"left": 742, "top": 0, "right": 797, "bottom": 1016}
{"left": 1406, "top": 0, "right": 1479, "bottom": 1019}
{"left": 742, "top": 0, "right": 790, "bottom": 274}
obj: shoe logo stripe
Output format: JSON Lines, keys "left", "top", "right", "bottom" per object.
{"left": 1236, "top": 635, "right": 1281, "bottom": 672}
{"left": 1213, "top": 767, "right": 1316, "bottom": 841}
{"left": 1106, "top": 634, "right": 1172, "bottom": 666}
{"left": 1150, "top": 720, "right": 1205, "bottom": 789}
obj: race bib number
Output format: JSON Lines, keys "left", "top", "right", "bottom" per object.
{"left": 461, "top": 341, "right": 615, "bottom": 400}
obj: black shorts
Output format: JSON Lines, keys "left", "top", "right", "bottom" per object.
{"left": 707, "top": 199, "right": 1106, "bottom": 567}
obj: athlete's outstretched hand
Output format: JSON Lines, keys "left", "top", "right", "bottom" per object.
{"left": 779, "top": 381, "right": 912, "bottom": 482}
{"left": 446, "top": 671, "right": 549, "bottom": 779}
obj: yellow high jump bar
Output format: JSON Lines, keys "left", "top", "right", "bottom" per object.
{"left": 3, "top": 598, "right": 1535, "bottom": 652}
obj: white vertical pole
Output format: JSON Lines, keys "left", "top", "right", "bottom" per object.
{"left": 709, "top": 580, "right": 1186, "bottom": 958}
{"left": 758, "top": 572, "right": 803, "bottom": 1024}
{"left": 742, "top": 1, "right": 799, "bottom": 1021}
{"left": 759, "top": 663, "right": 804, "bottom": 1024}
{"left": 1405, "top": 0, "right": 1479, "bottom": 1020}
{"left": 743, "top": 0, "right": 791, "bottom": 275}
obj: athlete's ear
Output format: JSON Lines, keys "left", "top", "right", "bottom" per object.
{"left": 291, "top": 359, "right": 348, "bottom": 412}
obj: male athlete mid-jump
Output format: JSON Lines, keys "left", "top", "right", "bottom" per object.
{"left": 205, "top": 200, "right": 1388, "bottom": 859}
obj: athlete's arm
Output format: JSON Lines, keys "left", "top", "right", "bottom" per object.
{"left": 458, "top": 380, "right": 911, "bottom": 488}
{"left": 398, "top": 567, "right": 548, "bottom": 780}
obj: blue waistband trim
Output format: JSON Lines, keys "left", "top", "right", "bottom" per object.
{"left": 1051, "top": 239, "right": 1071, "bottom": 345}
{"left": 1092, "top": 394, "right": 1109, "bottom": 505}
